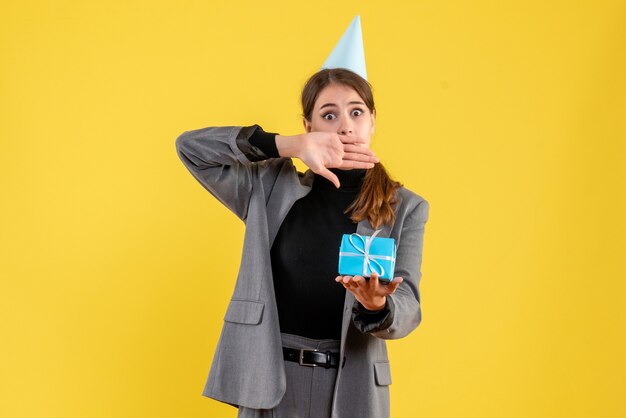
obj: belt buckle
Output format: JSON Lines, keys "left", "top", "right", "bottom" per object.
{"left": 299, "top": 348, "right": 319, "bottom": 367}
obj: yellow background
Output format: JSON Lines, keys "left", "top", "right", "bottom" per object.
{"left": 1, "top": 1, "right": 625, "bottom": 417}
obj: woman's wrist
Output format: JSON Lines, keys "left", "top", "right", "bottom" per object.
{"left": 360, "top": 296, "right": 387, "bottom": 312}
{"left": 275, "top": 134, "right": 301, "bottom": 158}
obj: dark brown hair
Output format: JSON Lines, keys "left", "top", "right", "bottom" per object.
{"left": 301, "top": 68, "right": 402, "bottom": 230}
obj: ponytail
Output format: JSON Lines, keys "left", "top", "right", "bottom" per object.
{"left": 345, "top": 162, "right": 402, "bottom": 230}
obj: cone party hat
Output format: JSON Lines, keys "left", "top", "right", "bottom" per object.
{"left": 321, "top": 15, "right": 368, "bottom": 81}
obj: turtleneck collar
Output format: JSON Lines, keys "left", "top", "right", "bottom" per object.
{"left": 313, "top": 167, "right": 367, "bottom": 191}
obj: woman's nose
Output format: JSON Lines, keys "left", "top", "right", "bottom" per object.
{"left": 338, "top": 121, "right": 353, "bottom": 135}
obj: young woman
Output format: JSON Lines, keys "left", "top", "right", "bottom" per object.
{"left": 176, "top": 68, "right": 430, "bottom": 418}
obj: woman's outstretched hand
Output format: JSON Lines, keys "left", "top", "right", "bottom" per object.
{"left": 276, "top": 132, "right": 379, "bottom": 188}
{"left": 335, "top": 272, "right": 403, "bottom": 311}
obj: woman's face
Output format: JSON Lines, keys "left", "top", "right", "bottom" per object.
{"left": 303, "top": 83, "right": 376, "bottom": 148}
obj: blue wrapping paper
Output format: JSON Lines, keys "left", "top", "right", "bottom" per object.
{"left": 338, "top": 229, "right": 397, "bottom": 281}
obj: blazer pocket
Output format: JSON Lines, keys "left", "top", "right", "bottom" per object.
{"left": 223, "top": 299, "right": 264, "bottom": 325}
{"left": 374, "top": 361, "right": 393, "bottom": 386}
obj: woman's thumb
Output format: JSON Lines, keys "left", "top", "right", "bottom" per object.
{"left": 318, "top": 167, "right": 340, "bottom": 188}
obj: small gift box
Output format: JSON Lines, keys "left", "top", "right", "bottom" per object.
{"left": 338, "top": 229, "right": 397, "bottom": 281}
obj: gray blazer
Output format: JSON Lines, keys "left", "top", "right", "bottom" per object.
{"left": 175, "top": 125, "right": 430, "bottom": 418}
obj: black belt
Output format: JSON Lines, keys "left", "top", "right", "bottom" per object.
{"left": 282, "top": 346, "right": 340, "bottom": 369}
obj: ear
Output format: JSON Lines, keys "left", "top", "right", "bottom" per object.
{"left": 303, "top": 118, "right": 312, "bottom": 133}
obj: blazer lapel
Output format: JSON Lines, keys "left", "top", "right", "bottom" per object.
{"left": 267, "top": 169, "right": 314, "bottom": 249}
{"left": 338, "top": 218, "right": 393, "bottom": 355}
{"left": 338, "top": 190, "right": 404, "bottom": 355}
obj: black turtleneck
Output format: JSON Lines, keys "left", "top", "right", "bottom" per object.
{"left": 249, "top": 125, "right": 387, "bottom": 340}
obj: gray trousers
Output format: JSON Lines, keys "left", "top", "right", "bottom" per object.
{"left": 237, "top": 333, "right": 341, "bottom": 418}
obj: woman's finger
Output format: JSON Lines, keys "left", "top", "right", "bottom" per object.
{"left": 338, "top": 134, "right": 368, "bottom": 144}
{"left": 338, "top": 160, "right": 375, "bottom": 170}
{"left": 391, "top": 276, "right": 404, "bottom": 285}
{"left": 341, "top": 152, "right": 379, "bottom": 163}
{"left": 385, "top": 277, "right": 404, "bottom": 294}
{"left": 342, "top": 144, "right": 377, "bottom": 156}
{"left": 352, "top": 275, "right": 367, "bottom": 288}
{"left": 345, "top": 281, "right": 359, "bottom": 290}
{"left": 368, "top": 272, "right": 381, "bottom": 293}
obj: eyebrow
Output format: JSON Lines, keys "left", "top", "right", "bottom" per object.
{"left": 319, "top": 101, "right": 366, "bottom": 110}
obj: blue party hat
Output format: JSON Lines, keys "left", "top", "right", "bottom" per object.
{"left": 321, "top": 15, "right": 367, "bottom": 81}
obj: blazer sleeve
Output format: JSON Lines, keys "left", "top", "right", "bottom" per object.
{"left": 175, "top": 124, "right": 282, "bottom": 221}
{"left": 352, "top": 198, "right": 430, "bottom": 339}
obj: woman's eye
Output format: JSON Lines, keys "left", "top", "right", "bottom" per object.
{"left": 323, "top": 113, "right": 336, "bottom": 120}
{"left": 352, "top": 109, "right": 363, "bottom": 116}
